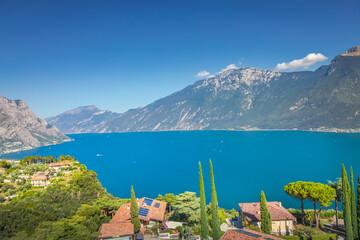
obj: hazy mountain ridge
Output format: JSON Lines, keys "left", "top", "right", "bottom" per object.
{"left": 0, "top": 95, "right": 71, "bottom": 154}
{"left": 49, "top": 55, "right": 360, "bottom": 133}
{"left": 46, "top": 105, "right": 120, "bottom": 134}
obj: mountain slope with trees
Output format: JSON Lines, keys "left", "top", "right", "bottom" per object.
{"left": 49, "top": 55, "right": 360, "bottom": 133}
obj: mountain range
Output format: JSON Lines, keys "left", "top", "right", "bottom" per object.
{"left": 46, "top": 105, "right": 119, "bottom": 134}
{"left": 0, "top": 95, "right": 70, "bottom": 154}
{"left": 47, "top": 54, "right": 360, "bottom": 134}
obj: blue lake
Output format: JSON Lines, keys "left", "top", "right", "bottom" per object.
{"left": 2, "top": 131, "right": 360, "bottom": 210}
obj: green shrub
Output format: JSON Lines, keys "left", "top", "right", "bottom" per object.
{"left": 279, "top": 236, "right": 305, "bottom": 240}
{"left": 288, "top": 209, "right": 343, "bottom": 220}
{"left": 30, "top": 186, "right": 45, "bottom": 190}
{"left": 191, "top": 226, "right": 200, "bottom": 235}
{"left": 145, "top": 229, "right": 152, "bottom": 235}
{"left": 9, "top": 196, "right": 18, "bottom": 201}
{"left": 312, "top": 234, "right": 337, "bottom": 240}
{"left": 0, "top": 183, "right": 11, "bottom": 193}
{"left": 246, "top": 225, "right": 261, "bottom": 232}
{"left": 9, "top": 189, "right": 17, "bottom": 195}
{"left": 175, "top": 226, "right": 183, "bottom": 232}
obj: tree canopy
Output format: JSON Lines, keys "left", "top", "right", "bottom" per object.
{"left": 172, "top": 191, "right": 200, "bottom": 223}
{"left": 284, "top": 181, "right": 310, "bottom": 224}
{"left": 157, "top": 193, "right": 177, "bottom": 213}
{"left": 284, "top": 181, "right": 335, "bottom": 228}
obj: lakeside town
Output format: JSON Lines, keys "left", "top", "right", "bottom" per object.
{"left": 0, "top": 155, "right": 353, "bottom": 240}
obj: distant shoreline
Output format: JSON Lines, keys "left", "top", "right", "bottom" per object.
{"left": 63, "top": 128, "right": 360, "bottom": 135}
{"left": 0, "top": 138, "right": 73, "bottom": 156}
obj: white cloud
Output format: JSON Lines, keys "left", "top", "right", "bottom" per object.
{"left": 275, "top": 53, "right": 328, "bottom": 71}
{"left": 196, "top": 70, "right": 210, "bottom": 77}
{"left": 219, "top": 64, "right": 239, "bottom": 73}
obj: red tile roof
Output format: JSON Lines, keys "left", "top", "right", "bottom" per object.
{"left": 49, "top": 162, "right": 70, "bottom": 167}
{"left": 221, "top": 229, "right": 283, "bottom": 240}
{"left": 98, "top": 222, "right": 134, "bottom": 239}
{"left": 238, "top": 202, "right": 296, "bottom": 222}
{"left": 111, "top": 197, "right": 167, "bottom": 223}
{"left": 31, "top": 171, "right": 51, "bottom": 181}
{"left": 30, "top": 176, "right": 48, "bottom": 181}
{"left": 34, "top": 171, "right": 51, "bottom": 177}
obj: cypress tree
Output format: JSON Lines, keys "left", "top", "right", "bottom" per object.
{"left": 260, "top": 191, "right": 272, "bottom": 234}
{"left": 350, "top": 167, "right": 359, "bottom": 239}
{"left": 343, "top": 164, "right": 354, "bottom": 240}
{"left": 131, "top": 186, "right": 141, "bottom": 233}
{"left": 210, "top": 160, "right": 221, "bottom": 240}
{"left": 357, "top": 176, "right": 360, "bottom": 238}
{"left": 199, "top": 162, "right": 209, "bottom": 240}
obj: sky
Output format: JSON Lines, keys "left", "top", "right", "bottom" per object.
{"left": 0, "top": 0, "right": 359, "bottom": 118}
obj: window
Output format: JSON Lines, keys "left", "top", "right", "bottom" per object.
{"left": 277, "top": 221, "right": 280, "bottom": 226}
{"left": 286, "top": 221, "right": 290, "bottom": 226}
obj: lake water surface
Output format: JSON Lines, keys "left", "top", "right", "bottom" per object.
{"left": 3, "top": 131, "right": 360, "bottom": 210}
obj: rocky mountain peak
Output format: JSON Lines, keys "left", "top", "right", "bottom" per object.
{"left": 197, "top": 67, "right": 282, "bottom": 93}
{"left": 0, "top": 94, "right": 70, "bottom": 154}
{"left": 62, "top": 105, "right": 100, "bottom": 115}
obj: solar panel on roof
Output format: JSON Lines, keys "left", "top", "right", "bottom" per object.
{"left": 143, "top": 198, "right": 153, "bottom": 206}
{"left": 38, "top": 173, "right": 45, "bottom": 175}
{"left": 154, "top": 202, "right": 161, "bottom": 208}
{"left": 139, "top": 207, "right": 149, "bottom": 217}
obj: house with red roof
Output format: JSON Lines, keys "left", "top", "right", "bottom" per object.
{"left": 30, "top": 171, "right": 52, "bottom": 186}
{"left": 98, "top": 222, "right": 134, "bottom": 240}
{"left": 111, "top": 197, "right": 167, "bottom": 228}
{"left": 49, "top": 162, "right": 70, "bottom": 171}
{"left": 238, "top": 202, "right": 296, "bottom": 236}
{"left": 98, "top": 197, "right": 167, "bottom": 239}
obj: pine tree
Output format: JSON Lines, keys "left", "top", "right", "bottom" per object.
{"left": 131, "top": 186, "right": 141, "bottom": 233}
{"left": 210, "top": 160, "right": 221, "bottom": 240}
{"left": 260, "top": 191, "right": 272, "bottom": 234}
{"left": 199, "top": 162, "right": 209, "bottom": 240}
{"left": 350, "top": 167, "right": 359, "bottom": 239}
{"left": 343, "top": 164, "right": 354, "bottom": 240}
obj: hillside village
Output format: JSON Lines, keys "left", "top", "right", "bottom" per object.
{"left": 0, "top": 155, "right": 78, "bottom": 202}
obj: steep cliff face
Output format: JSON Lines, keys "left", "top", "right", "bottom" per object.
{"left": 0, "top": 95, "right": 70, "bottom": 154}
{"left": 49, "top": 55, "right": 360, "bottom": 133}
